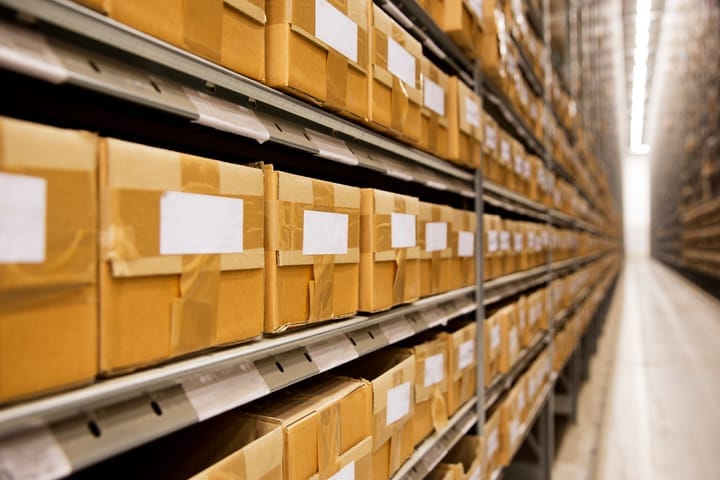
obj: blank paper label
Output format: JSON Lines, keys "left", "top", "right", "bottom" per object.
{"left": 423, "top": 77, "right": 445, "bottom": 115}
{"left": 424, "top": 354, "right": 445, "bottom": 387}
{"left": 514, "top": 233, "right": 523, "bottom": 252}
{"left": 500, "top": 140, "right": 511, "bottom": 163}
{"left": 391, "top": 213, "right": 416, "bottom": 248}
{"left": 514, "top": 155, "right": 524, "bottom": 175}
{"left": 487, "top": 230, "right": 499, "bottom": 252}
{"left": 523, "top": 159, "right": 532, "bottom": 179}
{"left": 303, "top": 210, "right": 349, "bottom": 255}
{"left": 488, "top": 430, "right": 499, "bottom": 457}
{"left": 491, "top": 324, "right": 501, "bottom": 351}
{"left": 468, "top": 0, "right": 483, "bottom": 20}
{"left": 315, "top": 0, "right": 358, "bottom": 62}
{"left": 518, "top": 389, "right": 526, "bottom": 411}
{"left": 160, "top": 191, "right": 243, "bottom": 255}
{"left": 458, "top": 340, "right": 475, "bottom": 369}
{"left": 458, "top": 231, "right": 475, "bottom": 257}
{"left": 329, "top": 462, "right": 355, "bottom": 480}
{"left": 485, "top": 125, "right": 497, "bottom": 149}
{"left": 0, "top": 424, "right": 72, "bottom": 480}
{"left": 425, "top": 222, "right": 447, "bottom": 252}
{"left": 500, "top": 231, "right": 510, "bottom": 251}
{"left": 469, "top": 466, "right": 482, "bottom": 480}
{"left": 388, "top": 38, "right": 416, "bottom": 87}
{"left": 386, "top": 382, "right": 411, "bottom": 425}
{"left": 0, "top": 172, "right": 46, "bottom": 263}
{"left": 510, "top": 327, "right": 518, "bottom": 354}
{"left": 465, "top": 96, "right": 480, "bottom": 127}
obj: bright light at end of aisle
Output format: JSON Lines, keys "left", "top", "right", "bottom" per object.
{"left": 630, "top": 0, "right": 652, "bottom": 154}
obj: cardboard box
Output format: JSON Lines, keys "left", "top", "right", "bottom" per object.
{"left": 243, "top": 376, "right": 372, "bottom": 480}
{"left": 516, "top": 295, "right": 531, "bottom": 347}
{"left": 369, "top": 5, "right": 423, "bottom": 142}
{"left": 483, "top": 214, "right": 503, "bottom": 280}
{"left": 478, "top": 0, "right": 508, "bottom": 86}
{"left": 360, "top": 189, "right": 420, "bottom": 312}
{"left": 484, "top": 408, "right": 502, "bottom": 478}
{"left": 496, "top": 129, "right": 513, "bottom": 186}
{"left": 428, "top": 468, "right": 459, "bottom": 480}
{"left": 510, "top": 139, "right": 526, "bottom": 195}
{"left": 0, "top": 117, "right": 97, "bottom": 403}
{"left": 447, "top": 77, "right": 482, "bottom": 168}
{"left": 448, "top": 208, "right": 477, "bottom": 290}
{"left": 433, "top": 435, "right": 484, "bottom": 480}
{"left": 99, "top": 139, "right": 264, "bottom": 373}
{"left": 513, "top": 222, "right": 527, "bottom": 272}
{"left": 424, "top": 0, "right": 483, "bottom": 59}
{"left": 266, "top": 0, "right": 369, "bottom": 121}
{"left": 500, "top": 383, "right": 522, "bottom": 464}
{"left": 499, "top": 220, "right": 513, "bottom": 276}
{"left": 420, "top": 57, "right": 453, "bottom": 158}
{"left": 515, "top": 375, "right": 529, "bottom": 424}
{"left": 337, "top": 350, "right": 416, "bottom": 480}
{"left": 446, "top": 321, "right": 477, "bottom": 416}
{"left": 398, "top": 332, "right": 450, "bottom": 447}
{"left": 484, "top": 311, "right": 502, "bottom": 386}
{"left": 91, "top": 0, "right": 266, "bottom": 81}
{"left": 264, "top": 166, "right": 360, "bottom": 332}
{"left": 418, "top": 202, "right": 455, "bottom": 298}
{"left": 498, "top": 304, "right": 519, "bottom": 373}
{"left": 482, "top": 113, "right": 499, "bottom": 174}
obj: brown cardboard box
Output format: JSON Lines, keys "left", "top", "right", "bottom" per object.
{"left": 398, "top": 332, "right": 450, "bottom": 447}
{"left": 433, "top": 435, "right": 484, "bottom": 480}
{"left": 527, "top": 155, "right": 539, "bottom": 201}
{"left": 428, "top": 468, "right": 460, "bottom": 480}
{"left": 484, "top": 311, "right": 501, "bottom": 387}
{"left": 99, "top": 139, "right": 264, "bottom": 373}
{"left": 359, "top": 189, "right": 420, "bottom": 312}
{"left": 447, "top": 77, "right": 482, "bottom": 168}
{"left": 420, "top": 57, "right": 453, "bottom": 158}
{"left": 418, "top": 202, "right": 454, "bottom": 298}
{"left": 513, "top": 222, "right": 527, "bottom": 272}
{"left": 448, "top": 208, "right": 477, "bottom": 290}
{"left": 0, "top": 117, "right": 97, "bottom": 403}
{"left": 481, "top": 113, "right": 499, "bottom": 174}
{"left": 483, "top": 214, "right": 503, "bottom": 280}
{"left": 496, "top": 129, "right": 513, "bottom": 186}
{"left": 499, "top": 220, "right": 513, "bottom": 276}
{"left": 264, "top": 166, "right": 360, "bottom": 332}
{"left": 337, "top": 350, "right": 416, "bottom": 480}
{"left": 369, "top": 5, "right": 423, "bottom": 142}
{"left": 498, "top": 304, "right": 519, "bottom": 373}
{"left": 478, "top": 0, "right": 508, "bottom": 87}
{"left": 514, "top": 375, "right": 529, "bottom": 424}
{"left": 243, "top": 376, "right": 372, "bottom": 480}
{"left": 500, "top": 383, "right": 522, "bottom": 464}
{"left": 484, "top": 408, "right": 502, "bottom": 478}
{"left": 446, "top": 321, "right": 477, "bottom": 416}
{"left": 90, "top": 0, "right": 266, "bottom": 81}
{"left": 510, "top": 139, "right": 526, "bottom": 195}
{"left": 516, "top": 295, "right": 531, "bottom": 347}
{"left": 266, "top": 0, "right": 369, "bottom": 121}
{"left": 419, "top": 0, "right": 482, "bottom": 59}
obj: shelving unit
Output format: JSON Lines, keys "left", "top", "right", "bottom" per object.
{"left": 0, "top": 0, "right": 622, "bottom": 478}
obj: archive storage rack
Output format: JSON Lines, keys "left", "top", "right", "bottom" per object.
{"left": 0, "top": 0, "right": 621, "bottom": 479}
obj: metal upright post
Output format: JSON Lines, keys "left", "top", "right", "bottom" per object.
{"left": 474, "top": 56, "right": 486, "bottom": 436}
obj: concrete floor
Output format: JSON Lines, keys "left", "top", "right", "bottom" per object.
{"left": 553, "top": 256, "right": 720, "bottom": 480}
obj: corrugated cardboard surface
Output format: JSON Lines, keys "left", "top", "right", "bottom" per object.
{"left": 99, "top": 138, "right": 264, "bottom": 373}
{"left": 95, "top": 0, "right": 265, "bottom": 81}
{"left": 360, "top": 189, "right": 420, "bottom": 312}
{"left": 419, "top": 58, "right": 452, "bottom": 158}
{"left": 484, "top": 310, "right": 501, "bottom": 386}
{"left": 498, "top": 304, "right": 519, "bottom": 373}
{"left": 243, "top": 376, "right": 372, "bottom": 480}
{"left": 447, "top": 77, "right": 482, "bottom": 168}
{"left": 500, "top": 383, "right": 521, "bottom": 465}
{"left": 428, "top": 467, "right": 459, "bottom": 480}
{"left": 484, "top": 408, "right": 502, "bottom": 477}
{"left": 418, "top": 202, "right": 455, "bottom": 298}
{"left": 433, "top": 0, "right": 482, "bottom": 59}
{"left": 446, "top": 322, "right": 477, "bottom": 416}
{"left": 368, "top": 5, "right": 422, "bottom": 142}
{"left": 479, "top": 0, "right": 507, "bottom": 83}
{"left": 266, "top": 0, "right": 370, "bottom": 121}
{"left": 264, "top": 166, "right": 360, "bottom": 332}
{"left": 0, "top": 117, "right": 97, "bottom": 403}
{"left": 436, "top": 434, "right": 483, "bottom": 480}
{"left": 448, "top": 208, "right": 477, "bottom": 290}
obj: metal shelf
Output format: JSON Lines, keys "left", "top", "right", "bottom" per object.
{"left": 511, "top": 34, "right": 544, "bottom": 97}
{"left": 483, "top": 265, "right": 551, "bottom": 306}
{"left": 551, "top": 286, "right": 591, "bottom": 332}
{"left": 0, "top": 286, "right": 475, "bottom": 473}
{"left": 550, "top": 252, "right": 606, "bottom": 274}
{"left": 483, "top": 180, "right": 549, "bottom": 221}
{"left": 0, "top": 0, "right": 474, "bottom": 195}
{"left": 390, "top": 398, "right": 478, "bottom": 480}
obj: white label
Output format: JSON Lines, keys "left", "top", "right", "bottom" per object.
{"left": 0, "top": 20, "right": 69, "bottom": 84}
{"left": 485, "top": 125, "right": 497, "bottom": 149}
{"left": 386, "top": 382, "right": 412, "bottom": 425}
{"left": 388, "top": 38, "right": 416, "bottom": 87}
{"left": 380, "top": 318, "right": 415, "bottom": 343}
{"left": 315, "top": 0, "right": 358, "bottom": 62}
{"left": 488, "top": 430, "right": 499, "bottom": 457}
{"left": 424, "top": 354, "right": 445, "bottom": 387}
{"left": 306, "top": 335, "right": 358, "bottom": 372}
{"left": 500, "top": 231, "right": 511, "bottom": 251}
{"left": 465, "top": 96, "right": 480, "bottom": 127}
{"left": 514, "top": 233, "right": 523, "bottom": 252}
{"left": 425, "top": 222, "right": 447, "bottom": 252}
{"left": 0, "top": 424, "right": 72, "bottom": 480}
{"left": 0, "top": 173, "right": 46, "bottom": 263}
{"left": 160, "top": 191, "right": 243, "bottom": 255}
{"left": 518, "top": 389, "right": 526, "bottom": 411}
{"left": 303, "top": 210, "right": 349, "bottom": 255}
{"left": 458, "top": 231, "right": 475, "bottom": 257}
{"left": 182, "top": 362, "right": 270, "bottom": 421}
{"left": 510, "top": 418, "right": 520, "bottom": 445}
{"left": 458, "top": 340, "right": 475, "bottom": 369}
{"left": 423, "top": 77, "right": 445, "bottom": 116}
{"left": 537, "top": 168, "right": 546, "bottom": 189}
{"left": 541, "top": 231, "right": 549, "bottom": 247}
{"left": 305, "top": 129, "right": 359, "bottom": 166}
{"left": 491, "top": 324, "right": 501, "bottom": 351}
{"left": 523, "top": 159, "right": 532, "bottom": 179}
{"left": 185, "top": 88, "right": 270, "bottom": 143}
{"left": 510, "top": 327, "right": 518, "bottom": 353}
{"left": 469, "top": 466, "right": 482, "bottom": 480}
{"left": 391, "top": 213, "right": 416, "bottom": 248}
{"left": 500, "top": 140, "right": 511, "bottom": 163}
{"left": 468, "top": 0, "right": 483, "bottom": 20}
{"left": 329, "top": 462, "right": 355, "bottom": 480}
{"left": 514, "top": 154, "right": 524, "bottom": 175}
{"left": 487, "top": 230, "right": 499, "bottom": 253}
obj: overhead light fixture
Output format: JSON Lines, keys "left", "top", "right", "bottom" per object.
{"left": 629, "top": 0, "right": 652, "bottom": 154}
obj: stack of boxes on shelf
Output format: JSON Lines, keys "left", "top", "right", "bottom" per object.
{"left": 428, "top": 435, "right": 484, "bottom": 480}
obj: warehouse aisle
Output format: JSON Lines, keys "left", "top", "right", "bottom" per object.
{"left": 597, "top": 257, "right": 720, "bottom": 479}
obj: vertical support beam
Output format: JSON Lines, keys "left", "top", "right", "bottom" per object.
{"left": 474, "top": 57, "right": 486, "bottom": 435}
